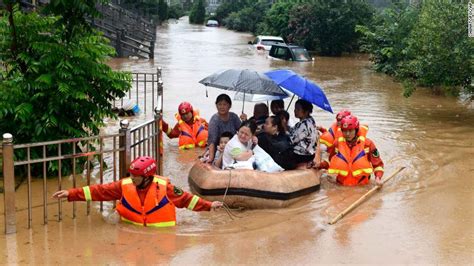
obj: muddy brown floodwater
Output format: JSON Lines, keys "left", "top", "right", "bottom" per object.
{"left": 1, "top": 17, "right": 473, "bottom": 264}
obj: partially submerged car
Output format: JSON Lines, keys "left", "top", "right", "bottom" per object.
{"left": 268, "top": 44, "right": 313, "bottom": 62}
{"left": 206, "top": 20, "right": 219, "bottom": 27}
{"left": 248, "top": 35, "right": 285, "bottom": 51}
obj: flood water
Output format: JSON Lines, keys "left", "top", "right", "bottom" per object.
{"left": 1, "top": 17, "right": 473, "bottom": 264}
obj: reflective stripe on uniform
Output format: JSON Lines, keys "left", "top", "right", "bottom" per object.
{"left": 156, "top": 177, "right": 167, "bottom": 186}
{"left": 187, "top": 195, "right": 200, "bottom": 210}
{"left": 147, "top": 221, "right": 176, "bottom": 227}
{"left": 358, "top": 136, "right": 366, "bottom": 142}
{"left": 122, "top": 178, "right": 133, "bottom": 185}
{"left": 352, "top": 168, "right": 373, "bottom": 176}
{"left": 328, "top": 169, "right": 349, "bottom": 176}
{"left": 338, "top": 137, "right": 345, "bottom": 142}
{"left": 364, "top": 147, "right": 370, "bottom": 153}
{"left": 121, "top": 217, "right": 144, "bottom": 226}
{"left": 374, "top": 166, "right": 384, "bottom": 172}
{"left": 179, "top": 144, "right": 195, "bottom": 150}
{"left": 319, "top": 138, "right": 333, "bottom": 147}
{"left": 83, "top": 186, "right": 92, "bottom": 201}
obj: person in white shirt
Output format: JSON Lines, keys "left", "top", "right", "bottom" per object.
{"left": 222, "top": 120, "right": 258, "bottom": 169}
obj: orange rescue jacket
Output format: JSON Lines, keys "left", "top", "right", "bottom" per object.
{"left": 116, "top": 176, "right": 177, "bottom": 227}
{"left": 328, "top": 128, "right": 374, "bottom": 186}
{"left": 175, "top": 110, "right": 208, "bottom": 149}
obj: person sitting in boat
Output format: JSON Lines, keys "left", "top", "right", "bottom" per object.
{"left": 162, "top": 102, "right": 209, "bottom": 150}
{"left": 287, "top": 99, "right": 318, "bottom": 169}
{"left": 52, "top": 156, "right": 223, "bottom": 227}
{"left": 205, "top": 94, "right": 242, "bottom": 164}
{"left": 257, "top": 115, "right": 294, "bottom": 170}
{"left": 213, "top": 131, "right": 234, "bottom": 169}
{"left": 240, "top": 103, "right": 269, "bottom": 135}
{"left": 270, "top": 99, "right": 285, "bottom": 115}
{"left": 321, "top": 115, "right": 384, "bottom": 186}
{"left": 275, "top": 110, "right": 291, "bottom": 134}
{"left": 222, "top": 120, "right": 258, "bottom": 170}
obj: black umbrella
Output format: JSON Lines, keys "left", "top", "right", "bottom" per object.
{"left": 199, "top": 69, "right": 286, "bottom": 113}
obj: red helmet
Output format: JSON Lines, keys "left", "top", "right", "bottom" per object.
{"left": 340, "top": 115, "right": 359, "bottom": 130}
{"left": 178, "top": 102, "right": 193, "bottom": 115}
{"left": 336, "top": 109, "right": 351, "bottom": 121}
{"left": 129, "top": 156, "right": 156, "bottom": 177}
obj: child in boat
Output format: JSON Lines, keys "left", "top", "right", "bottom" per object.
{"left": 213, "top": 131, "right": 234, "bottom": 168}
{"left": 222, "top": 120, "right": 258, "bottom": 170}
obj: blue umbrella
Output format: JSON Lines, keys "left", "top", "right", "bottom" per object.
{"left": 265, "top": 69, "right": 333, "bottom": 113}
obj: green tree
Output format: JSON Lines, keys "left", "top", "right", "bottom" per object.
{"left": 168, "top": 4, "right": 185, "bottom": 19}
{"left": 399, "top": 1, "right": 473, "bottom": 97}
{"left": 356, "top": 1, "right": 419, "bottom": 75}
{"left": 158, "top": 0, "right": 169, "bottom": 22}
{"left": 215, "top": 0, "right": 249, "bottom": 25}
{"left": 0, "top": 2, "right": 131, "bottom": 173}
{"left": 357, "top": 1, "right": 473, "bottom": 97}
{"left": 288, "top": 1, "right": 374, "bottom": 56}
{"left": 222, "top": 0, "right": 270, "bottom": 33}
{"left": 257, "top": 1, "right": 298, "bottom": 37}
{"left": 189, "top": 0, "right": 206, "bottom": 24}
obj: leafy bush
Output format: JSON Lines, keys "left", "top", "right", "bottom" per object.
{"left": 257, "top": 1, "right": 298, "bottom": 37}
{"left": 221, "top": 1, "right": 270, "bottom": 34}
{"left": 288, "top": 1, "right": 374, "bottom": 56}
{"left": 158, "top": 0, "right": 169, "bottom": 23}
{"left": 358, "top": 1, "right": 473, "bottom": 97}
{"left": 189, "top": 0, "right": 206, "bottom": 24}
{"left": 215, "top": 0, "right": 250, "bottom": 25}
{"left": 168, "top": 4, "right": 185, "bottom": 19}
{"left": 356, "top": 1, "right": 419, "bottom": 75}
{"left": 0, "top": 2, "right": 131, "bottom": 175}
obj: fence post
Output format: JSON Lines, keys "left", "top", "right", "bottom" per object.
{"left": 119, "top": 120, "right": 131, "bottom": 179}
{"left": 3, "top": 133, "right": 16, "bottom": 234}
{"left": 154, "top": 108, "right": 163, "bottom": 175}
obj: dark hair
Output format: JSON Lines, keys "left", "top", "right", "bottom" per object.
{"left": 295, "top": 99, "right": 312, "bottom": 114}
{"left": 270, "top": 100, "right": 284, "bottom": 110}
{"left": 253, "top": 103, "right": 269, "bottom": 118}
{"left": 215, "top": 94, "right": 232, "bottom": 106}
{"left": 220, "top": 131, "right": 234, "bottom": 139}
{"left": 268, "top": 115, "right": 285, "bottom": 134}
{"left": 239, "top": 120, "right": 257, "bottom": 135}
{"left": 276, "top": 110, "right": 290, "bottom": 122}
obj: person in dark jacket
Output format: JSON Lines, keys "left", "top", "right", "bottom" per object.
{"left": 257, "top": 115, "right": 294, "bottom": 170}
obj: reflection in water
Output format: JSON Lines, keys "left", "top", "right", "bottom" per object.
{"left": 1, "top": 17, "right": 473, "bottom": 264}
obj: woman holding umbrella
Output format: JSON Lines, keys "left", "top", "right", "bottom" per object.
{"left": 205, "top": 94, "right": 242, "bottom": 164}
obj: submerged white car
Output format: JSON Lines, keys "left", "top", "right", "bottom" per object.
{"left": 248, "top": 35, "right": 285, "bottom": 51}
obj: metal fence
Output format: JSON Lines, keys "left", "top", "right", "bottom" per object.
{"left": 113, "top": 68, "right": 163, "bottom": 115}
{"left": 1, "top": 69, "right": 164, "bottom": 234}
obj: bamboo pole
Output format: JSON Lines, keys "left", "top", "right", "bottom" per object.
{"left": 328, "top": 167, "right": 406, "bottom": 225}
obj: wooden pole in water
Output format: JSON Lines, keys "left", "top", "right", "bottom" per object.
{"left": 328, "top": 167, "right": 406, "bottom": 225}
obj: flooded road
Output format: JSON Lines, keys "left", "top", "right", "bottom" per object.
{"left": 2, "top": 17, "right": 473, "bottom": 264}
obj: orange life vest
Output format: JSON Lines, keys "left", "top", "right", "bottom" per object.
{"left": 175, "top": 110, "right": 208, "bottom": 150}
{"left": 328, "top": 127, "right": 373, "bottom": 186}
{"left": 320, "top": 122, "right": 340, "bottom": 148}
{"left": 116, "top": 176, "right": 177, "bottom": 227}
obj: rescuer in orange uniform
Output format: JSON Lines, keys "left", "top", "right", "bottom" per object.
{"left": 52, "top": 156, "right": 223, "bottom": 227}
{"left": 320, "top": 115, "right": 384, "bottom": 186}
{"left": 162, "top": 102, "right": 209, "bottom": 150}
{"left": 319, "top": 109, "right": 352, "bottom": 151}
